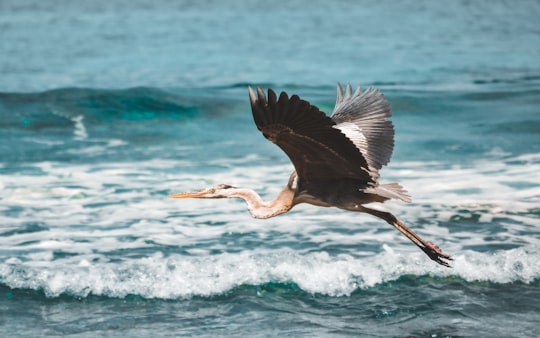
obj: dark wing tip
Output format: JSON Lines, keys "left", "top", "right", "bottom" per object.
{"left": 267, "top": 88, "right": 277, "bottom": 103}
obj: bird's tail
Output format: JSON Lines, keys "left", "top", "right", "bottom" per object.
{"left": 366, "top": 183, "right": 411, "bottom": 203}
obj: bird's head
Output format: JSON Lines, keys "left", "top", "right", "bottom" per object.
{"left": 170, "top": 184, "right": 238, "bottom": 199}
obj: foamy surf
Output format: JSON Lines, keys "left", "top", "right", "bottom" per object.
{"left": 1, "top": 245, "right": 538, "bottom": 299}
{"left": 1, "top": 151, "right": 539, "bottom": 301}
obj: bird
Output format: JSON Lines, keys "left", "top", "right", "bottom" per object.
{"left": 172, "top": 84, "right": 453, "bottom": 267}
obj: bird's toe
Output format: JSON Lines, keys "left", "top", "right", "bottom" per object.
{"left": 424, "top": 242, "right": 453, "bottom": 268}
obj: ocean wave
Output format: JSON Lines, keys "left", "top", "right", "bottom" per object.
{"left": 1, "top": 82, "right": 538, "bottom": 140}
{"left": 0, "top": 87, "right": 202, "bottom": 130}
{"left": 1, "top": 246, "right": 539, "bottom": 300}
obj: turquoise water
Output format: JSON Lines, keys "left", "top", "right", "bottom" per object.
{"left": 1, "top": 1, "right": 540, "bottom": 337}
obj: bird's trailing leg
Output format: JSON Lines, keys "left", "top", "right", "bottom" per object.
{"left": 359, "top": 206, "right": 453, "bottom": 267}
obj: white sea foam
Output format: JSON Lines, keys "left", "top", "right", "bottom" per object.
{"left": 72, "top": 115, "right": 88, "bottom": 140}
{"left": 1, "top": 153, "right": 539, "bottom": 298}
{"left": 0, "top": 246, "right": 538, "bottom": 299}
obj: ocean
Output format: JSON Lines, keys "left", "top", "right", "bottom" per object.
{"left": 1, "top": 0, "right": 539, "bottom": 337}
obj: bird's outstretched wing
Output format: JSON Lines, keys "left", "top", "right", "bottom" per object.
{"left": 248, "top": 86, "right": 373, "bottom": 186}
{"left": 332, "top": 83, "right": 394, "bottom": 175}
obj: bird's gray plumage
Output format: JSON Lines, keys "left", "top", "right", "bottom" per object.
{"left": 332, "top": 83, "right": 394, "bottom": 176}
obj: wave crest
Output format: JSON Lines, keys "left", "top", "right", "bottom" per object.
{"left": 1, "top": 246, "right": 538, "bottom": 300}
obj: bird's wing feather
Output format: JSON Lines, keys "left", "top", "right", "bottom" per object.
{"left": 331, "top": 83, "right": 394, "bottom": 172}
{"left": 249, "top": 86, "right": 373, "bottom": 185}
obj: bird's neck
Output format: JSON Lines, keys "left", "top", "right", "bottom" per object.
{"left": 230, "top": 185, "right": 295, "bottom": 219}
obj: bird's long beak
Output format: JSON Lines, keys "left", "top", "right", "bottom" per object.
{"left": 170, "top": 190, "right": 207, "bottom": 199}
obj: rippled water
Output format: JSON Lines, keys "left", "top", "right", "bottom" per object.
{"left": 1, "top": 0, "right": 540, "bottom": 337}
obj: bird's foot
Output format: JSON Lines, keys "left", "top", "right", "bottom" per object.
{"left": 422, "top": 242, "right": 453, "bottom": 268}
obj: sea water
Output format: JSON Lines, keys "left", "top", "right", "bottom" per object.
{"left": 1, "top": 0, "right": 539, "bottom": 337}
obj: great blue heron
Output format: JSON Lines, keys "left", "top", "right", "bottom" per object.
{"left": 172, "top": 84, "right": 452, "bottom": 267}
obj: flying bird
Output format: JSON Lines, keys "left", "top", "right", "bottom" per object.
{"left": 172, "top": 84, "right": 452, "bottom": 267}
